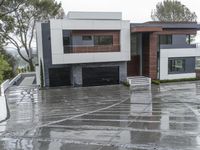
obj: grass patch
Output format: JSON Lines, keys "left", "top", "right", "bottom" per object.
{"left": 122, "top": 81, "right": 130, "bottom": 87}
{"left": 152, "top": 80, "right": 160, "bottom": 85}
{"left": 152, "top": 78, "right": 199, "bottom": 85}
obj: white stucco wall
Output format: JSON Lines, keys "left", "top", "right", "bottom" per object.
{"left": 50, "top": 15, "right": 130, "bottom": 65}
{"left": 0, "top": 96, "right": 7, "bottom": 122}
{"left": 160, "top": 48, "right": 200, "bottom": 80}
{"left": 0, "top": 80, "right": 9, "bottom": 122}
{"left": 67, "top": 12, "right": 122, "bottom": 20}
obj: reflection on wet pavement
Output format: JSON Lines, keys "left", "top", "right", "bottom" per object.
{"left": 0, "top": 82, "right": 200, "bottom": 149}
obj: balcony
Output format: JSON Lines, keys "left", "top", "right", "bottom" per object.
{"left": 63, "top": 44, "right": 120, "bottom": 54}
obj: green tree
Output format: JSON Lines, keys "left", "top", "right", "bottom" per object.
{"left": 0, "top": 54, "right": 12, "bottom": 84}
{"left": 0, "top": 0, "right": 64, "bottom": 71}
{"left": 0, "top": 43, "right": 16, "bottom": 79}
{"left": 0, "top": 0, "right": 23, "bottom": 17}
{"left": 151, "top": 0, "right": 197, "bottom": 22}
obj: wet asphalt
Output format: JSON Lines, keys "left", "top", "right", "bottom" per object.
{"left": 0, "top": 82, "right": 200, "bottom": 150}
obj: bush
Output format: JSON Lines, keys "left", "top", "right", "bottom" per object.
{"left": 152, "top": 78, "right": 199, "bottom": 85}
{"left": 152, "top": 80, "right": 160, "bottom": 85}
{"left": 0, "top": 54, "right": 12, "bottom": 84}
{"left": 122, "top": 81, "right": 130, "bottom": 87}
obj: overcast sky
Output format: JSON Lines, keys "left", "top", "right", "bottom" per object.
{"left": 57, "top": 0, "right": 200, "bottom": 23}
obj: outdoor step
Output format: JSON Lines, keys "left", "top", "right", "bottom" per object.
{"left": 127, "top": 76, "right": 151, "bottom": 87}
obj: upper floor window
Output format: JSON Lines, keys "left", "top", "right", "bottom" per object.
{"left": 63, "top": 30, "right": 72, "bottom": 53}
{"left": 94, "top": 35, "right": 113, "bottom": 45}
{"left": 160, "top": 35, "right": 172, "bottom": 45}
{"left": 82, "top": 35, "right": 92, "bottom": 41}
{"left": 186, "top": 34, "right": 196, "bottom": 45}
{"left": 63, "top": 37, "right": 70, "bottom": 45}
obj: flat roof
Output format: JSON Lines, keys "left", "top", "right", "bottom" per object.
{"left": 131, "top": 21, "right": 200, "bottom": 29}
{"left": 67, "top": 11, "right": 122, "bottom": 20}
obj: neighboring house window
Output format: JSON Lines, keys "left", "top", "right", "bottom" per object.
{"left": 82, "top": 35, "right": 92, "bottom": 41}
{"left": 160, "top": 35, "right": 172, "bottom": 45}
{"left": 168, "top": 58, "right": 185, "bottom": 74}
{"left": 94, "top": 35, "right": 113, "bottom": 45}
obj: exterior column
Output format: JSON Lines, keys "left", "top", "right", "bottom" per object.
{"left": 149, "top": 33, "right": 158, "bottom": 80}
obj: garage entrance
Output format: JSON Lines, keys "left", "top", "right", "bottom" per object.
{"left": 82, "top": 66, "right": 119, "bottom": 86}
{"left": 49, "top": 67, "right": 71, "bottom": 87}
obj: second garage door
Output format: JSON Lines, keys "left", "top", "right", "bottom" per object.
{"left": 82, "top": 66, "right": 119, "bottom": 86}
{"left": 49, "top": 67, "right": 71, "bottom": 87}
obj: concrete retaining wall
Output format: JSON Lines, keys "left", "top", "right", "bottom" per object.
{"left": 0, "top": 72, "right": 36, "bottom": 122}
{"left": 0, "top": 80, "right": 10, "bottom": 122}
{"left": 0, "top": 96, "right": 7, "bottom": 122}
{"left": 0, "top": 80, "right": 10, "bottom": 96}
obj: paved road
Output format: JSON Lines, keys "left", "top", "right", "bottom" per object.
{"left": 0, "top": 82, "right": 200, "bottom": 150}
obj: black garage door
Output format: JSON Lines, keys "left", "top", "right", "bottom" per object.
{"left": 49, "top": 67, "right": 71, "bottom": 87}
{"left": 82, "top": 66, "right": 119, "bottom": 86}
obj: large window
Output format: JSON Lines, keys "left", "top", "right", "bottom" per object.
{"left": 160, "top": 35, "right": 172, "bottom": 45}
{"left": 94, "top": 35, "right": 113, "bottom": 45}
{"left": 168, "top": 58, "right": 185, "bottom": 74}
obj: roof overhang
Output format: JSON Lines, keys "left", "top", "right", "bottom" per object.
{"left": 131, "top": 26, "right": 163, "bottom": 33}
{"left": 131, "top": 22, "right": 200, "bottom": 33}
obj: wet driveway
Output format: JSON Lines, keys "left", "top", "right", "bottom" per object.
{"left": 0, "top": 82, "right": 200, "bottom": 150}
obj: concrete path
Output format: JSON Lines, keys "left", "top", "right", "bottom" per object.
{"left": 0, "top": 82, "right": 200, "bottom": 149}
{"left": 19, "top": 76, "right": 35, "bottom": 86}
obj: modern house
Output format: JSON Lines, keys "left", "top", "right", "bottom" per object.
{"left": 36, "top": 12, "right": 130, "bottom": 87}
{"left": 36, "top": 12, "right": 200, "bottom": 87}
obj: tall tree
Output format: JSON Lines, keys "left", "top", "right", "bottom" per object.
{"left": 0, "top": 0, "right": 64, "bottom": 71}
{"left": 0, "top": 0, "right": 23, "bottom": 17}
{"left": 151, "top": 0, "right": 197, "bottom": 22}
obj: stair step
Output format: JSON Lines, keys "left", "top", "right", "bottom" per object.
{"left": 127, "top": 76, "right": 151, "bottom": 88}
